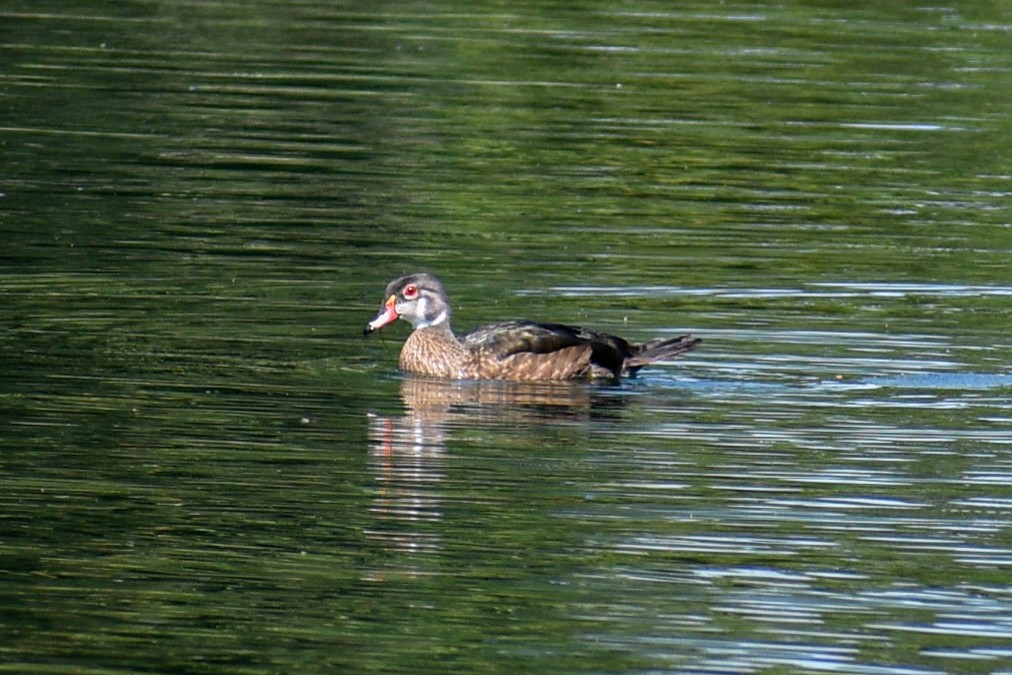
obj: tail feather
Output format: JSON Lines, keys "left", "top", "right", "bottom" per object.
{"left": 625, "top": 334, "right": 701, "bottom": 373}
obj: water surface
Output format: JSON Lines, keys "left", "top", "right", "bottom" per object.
{"left": 1, "top": 1, "right": 1010, "bottom": 672}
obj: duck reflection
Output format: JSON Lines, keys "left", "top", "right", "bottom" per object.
{"left": 364, "top": 376, "right": 615, "bottom": 570}
{"left": 396, "top": 374, "right": 598, "bottom": 422}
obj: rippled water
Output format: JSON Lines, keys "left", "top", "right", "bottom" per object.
{"left": 2, "top": 1, "right": 1010, "bottom": 672}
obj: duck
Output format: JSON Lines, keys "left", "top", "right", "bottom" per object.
{"left": 364, "top": 273, "right": 700, "bottom": 381}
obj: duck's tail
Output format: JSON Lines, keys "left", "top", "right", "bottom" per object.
{"left": 625, "top": 334, "right": 701, "bottom": 375}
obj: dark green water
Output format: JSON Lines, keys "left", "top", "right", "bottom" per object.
{"left": 2, "top": 1, "right": 1010, "bottom": 672}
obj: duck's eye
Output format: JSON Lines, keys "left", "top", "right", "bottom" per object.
{"left": 403, "top": 284, "right": 419, "bottom": 299}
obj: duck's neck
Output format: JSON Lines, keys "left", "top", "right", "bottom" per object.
{"left": 414, "top": 306, "right": 450, "bottom": 330}
{"left": 414, "top": 320, "right": 457, "bottom": 342}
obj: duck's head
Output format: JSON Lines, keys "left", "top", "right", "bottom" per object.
{"left": 364, "top": 273, "right": 452, "bottom": 334}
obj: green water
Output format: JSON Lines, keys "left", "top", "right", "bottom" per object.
{"left": 1, "top": 1, "right": 1010, "bottom": 672}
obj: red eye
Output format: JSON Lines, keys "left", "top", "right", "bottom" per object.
{"left": 403, "top": 284, "right": 418, "bottom": 299}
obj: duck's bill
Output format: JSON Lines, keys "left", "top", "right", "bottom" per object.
{"left": 363, "top": 297, "right": 398, "bottom": 335}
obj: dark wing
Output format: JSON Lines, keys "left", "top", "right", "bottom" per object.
{"left": 462, "top": 321, "right": 631, "bottom": 376}
{"left": 462, "top": 321, "right": 581, "bottom": 355}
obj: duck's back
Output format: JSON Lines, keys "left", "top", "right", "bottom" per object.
{"left": 461, "top": 320, "right": 628, "bottom": 380}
